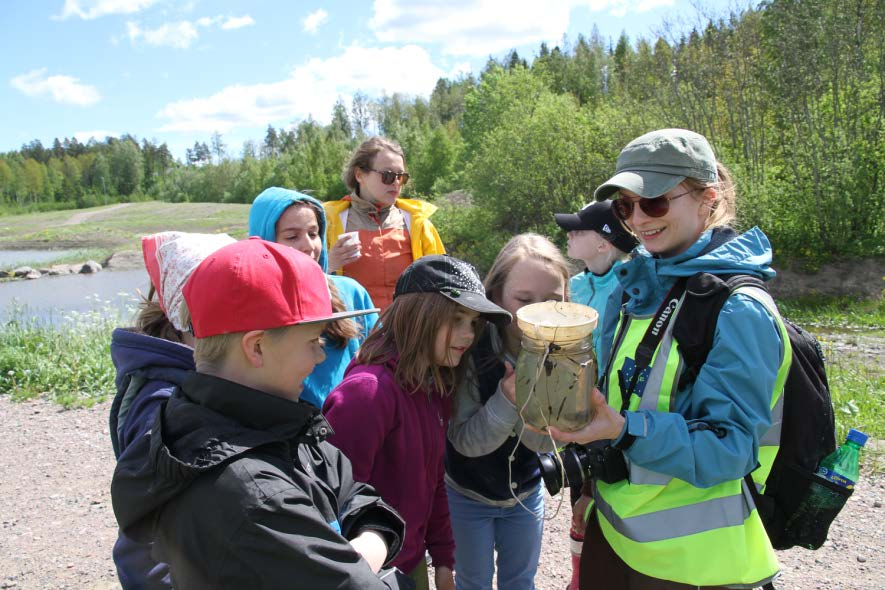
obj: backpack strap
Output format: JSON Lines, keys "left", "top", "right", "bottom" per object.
{"left": 618, "top": 277, "right": 688, "bottom": 408}
{"left": 673, "top": 273, "right": 767, "bottom": 391}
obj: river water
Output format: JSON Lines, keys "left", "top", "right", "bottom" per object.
{"left": 0, "top": 269, "right": 149, "bottom": 325}
{"left": 0, "top": 249, "right": 75, "bottom": 268}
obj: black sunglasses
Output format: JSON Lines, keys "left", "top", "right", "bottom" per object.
{"left": 366, "top": 168, "right": 410, "bottom": 186}
{"left": 612, "top": 188, "right": 698, "bottom": 221}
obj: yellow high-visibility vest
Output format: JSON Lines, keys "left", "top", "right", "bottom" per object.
{"left": 597, "top": 286, "right": 790, "bottom": 587}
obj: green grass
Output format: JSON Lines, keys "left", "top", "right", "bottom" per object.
{"left": 0, "top": 201, "right": 250, "bottom": 251}
{"left": 0, "top": 297, "right": 135, "bottom": 408}
{"left": 778, "top": 295, "right": 885, "bottom": 332}
{"left": 824, "top": 351, "right": 884, "bottom": 473}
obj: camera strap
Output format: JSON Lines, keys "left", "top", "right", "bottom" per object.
{"left": 619, "top": 277, "right": 688, "bottom": 408}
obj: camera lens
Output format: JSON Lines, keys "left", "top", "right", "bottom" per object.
{"left": 538, "top": 444, "right": 590, "bottom": 496}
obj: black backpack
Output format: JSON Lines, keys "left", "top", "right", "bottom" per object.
{"left": 672, "top": 272, "right": 841, "bottom": 552}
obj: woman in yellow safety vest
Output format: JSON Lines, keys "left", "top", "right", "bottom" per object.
{"left": 551, "top": 128, "right": 789, "bottom": 590}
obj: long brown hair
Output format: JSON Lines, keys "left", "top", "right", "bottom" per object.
{"left": 356, "top": 292, "right": 468, "bottom": 396}
{"left": 135, "top": 285, "right": 185, "bottom": 343}
{"left": 342, "top": 136, "right": 406, "bottom": 196}
{"left": 325, "top": 278, "right": 360, "bottom": 347}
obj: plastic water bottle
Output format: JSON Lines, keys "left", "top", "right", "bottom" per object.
{"left": 781, "top": 428, "right": 868, "bottom": 549}
{"left": 816, "top": 428, "right": 868, "bottom": 489}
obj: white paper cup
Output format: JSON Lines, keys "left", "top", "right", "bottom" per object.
{"left": 337, "top": 231, "right": 361, "bottom": 249}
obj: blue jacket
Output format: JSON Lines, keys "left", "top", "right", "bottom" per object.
{"left": 249, "top": 187, "right": 379, "bottom": 408}
{"left": 109, "top": 328, "right": 194, "bottom": 590}
{"left": 569, "top": 259, "right": 627, "bottom": 377}
{"left": 607, "top": 227, "right": 785, "bottom": 489}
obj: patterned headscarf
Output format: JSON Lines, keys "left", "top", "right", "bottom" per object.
{"left": 141, "top": 231, "right": 236, "bottom": 332}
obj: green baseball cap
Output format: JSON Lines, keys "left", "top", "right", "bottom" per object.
{"left": 594, "top": 129, "right": 717, "bottom": 201}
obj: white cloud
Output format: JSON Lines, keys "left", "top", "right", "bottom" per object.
{"left": 10, "top": 69, "right": 101, "bottom": 106}
{"left": 369, "top": 0, "right": 676, "bottom": 55}
{"left": 74, "top": 130, "right": 117, "bottom": 143}
{"left": 127, "top": 14, "right": 253, "bottom": 48}
{"left": 303, "top": 9, "right": 328, "bottom": 34}
{"left": 222, "top": 15, "right": 255, "bottom": 30}
{"left": 55, "top": 0, "right": 157, "bottom": 20}
{"left": 196, "top": 16, "right": 222, "bottom": 27}
{"left": 369, "top": 0, "right": 573, "bottom": 56}
{"left": 157, "top": 44, "right": 448, "bottom": 133}
{"left": 127, "top": 20, "right": 199, "bottom": 49}
{"left": 591, "top": 0, "right": 675, "bottom": 18}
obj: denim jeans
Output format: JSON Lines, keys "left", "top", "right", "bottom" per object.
{"left": 446, "top": 483, "right": 544, "bottom": 590}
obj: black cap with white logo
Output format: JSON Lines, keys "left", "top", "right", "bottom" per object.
{"left": 554, "top": 200, "right": 639, "bottom": 253}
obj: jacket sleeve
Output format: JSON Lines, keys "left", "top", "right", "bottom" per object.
{"left": 320, "top": 441, "right": 406, "bottom": 566}
{"left": 324, "top": 200, "right": 346, "bottom": 275}
{"left": 354, "top": 286, "right": 379, "bottom": 339}
{"left": 448, "top": 366, "right": 555, "bottom": 456}
{"left": 423, "top": 450, "right": 455, "bottom": 569}
{"left": 619, "top": 293, "right": 783, "bottom": 488}
{"left": 419, "top": 218, "right": 446, "bottom": 256}
{"left": 323, "top": 374, "right": 396, "bottom": 484}
{"left": 217, "top": 482, "right": 404, "bottom": 589}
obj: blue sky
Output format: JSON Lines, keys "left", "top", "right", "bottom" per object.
{"left": 2, "top": 0, "right": 741, "bottom": 161}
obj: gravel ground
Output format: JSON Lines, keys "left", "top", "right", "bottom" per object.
{"left": 0, "top": 395, "right": 881, "bottom": 590}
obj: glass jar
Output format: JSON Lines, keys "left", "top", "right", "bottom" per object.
{"left": 514, "top": 302, "right": 598, "bottom": 432}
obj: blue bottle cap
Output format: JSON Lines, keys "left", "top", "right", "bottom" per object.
{"left": 846, "top": 429, "right": 868, "bottom": 447}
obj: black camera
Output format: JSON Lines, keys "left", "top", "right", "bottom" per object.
{"left": 538, "top": 442, "right": 628, "bottom": 496}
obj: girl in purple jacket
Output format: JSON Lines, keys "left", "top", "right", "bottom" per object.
{"left": 323, "top": 255, "right": 511, "bottom": 590}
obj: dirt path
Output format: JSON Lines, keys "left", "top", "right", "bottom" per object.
{"left": 60, "top": 203, "right": 133, "bottom": 226}
{"left": 0, "top": 395, "right": 881, "bottom": 589}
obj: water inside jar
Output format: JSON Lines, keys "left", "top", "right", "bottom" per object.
{"left": 515, "top": 334, "right": 597, "bottom": 432}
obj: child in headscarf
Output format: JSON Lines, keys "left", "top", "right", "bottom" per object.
{"left": 110, "top": 231, "right": 235, "bottom": 589}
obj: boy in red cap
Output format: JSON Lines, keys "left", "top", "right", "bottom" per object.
{"left": 111, "top": 238, "right": 412, "bottom": 589}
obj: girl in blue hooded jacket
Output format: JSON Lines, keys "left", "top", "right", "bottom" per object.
{"left": 249, "top": 187, "right": 379, "bottom": 407}
{"left": 552, "top": 129, "right": 788, "bottom": 590}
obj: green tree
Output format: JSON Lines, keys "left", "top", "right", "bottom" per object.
{"left": 110, "top": 139, "right": 144, "bottom": 197}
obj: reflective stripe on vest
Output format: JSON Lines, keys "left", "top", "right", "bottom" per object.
{"left": 596, "top": 288, "right": 790, "bottom": 586}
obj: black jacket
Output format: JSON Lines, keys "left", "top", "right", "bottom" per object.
{"left": 111, "top": 371, "right": 409, "bottom": 589}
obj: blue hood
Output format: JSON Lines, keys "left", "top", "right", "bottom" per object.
{"left": 618, "top": 226, "right": 776, "bottom": 314}
{"left": 248, "top": 187, "right": 329, "bottom": 272}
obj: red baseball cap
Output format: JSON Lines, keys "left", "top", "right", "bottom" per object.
{"left": 183, "top": 237, "right": 377, "bottom": 338}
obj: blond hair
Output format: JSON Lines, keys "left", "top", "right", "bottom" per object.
{"left": 684, "top": 161, "right": 737, "bottom": 230}
{"left": 342, "top": 136, "right": 406, "bottom": 195}
{"left": 356, "top": 292, "right": 467, "bottom": 396}
{"left": 484, "top": 233, "right": 571, "bottom": 305}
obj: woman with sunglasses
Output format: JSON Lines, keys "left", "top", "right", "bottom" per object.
{"left": 550, "top": 129, "right": 788, "bottom": 589}
{"left": 324, "top": 136, "right": 445, "bottom": 311}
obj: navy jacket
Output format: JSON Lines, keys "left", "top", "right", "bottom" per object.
{"left": 109, "top": 328, "right": 193, "bottom": 590}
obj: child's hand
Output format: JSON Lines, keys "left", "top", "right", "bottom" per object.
{"left": 500, "top": 361, "right": 516, "bottom": 404}
{"left": 571, "top": 493, "right": 593, "bottom": 536}
{"left": 548, "top": 388, "right": 625, "bottom": 444}
{"left": 434, "top": 566, "right": 455, "bottom": 590}
{"left": 349, "top": 530, "right": 387, "bottom": 573}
